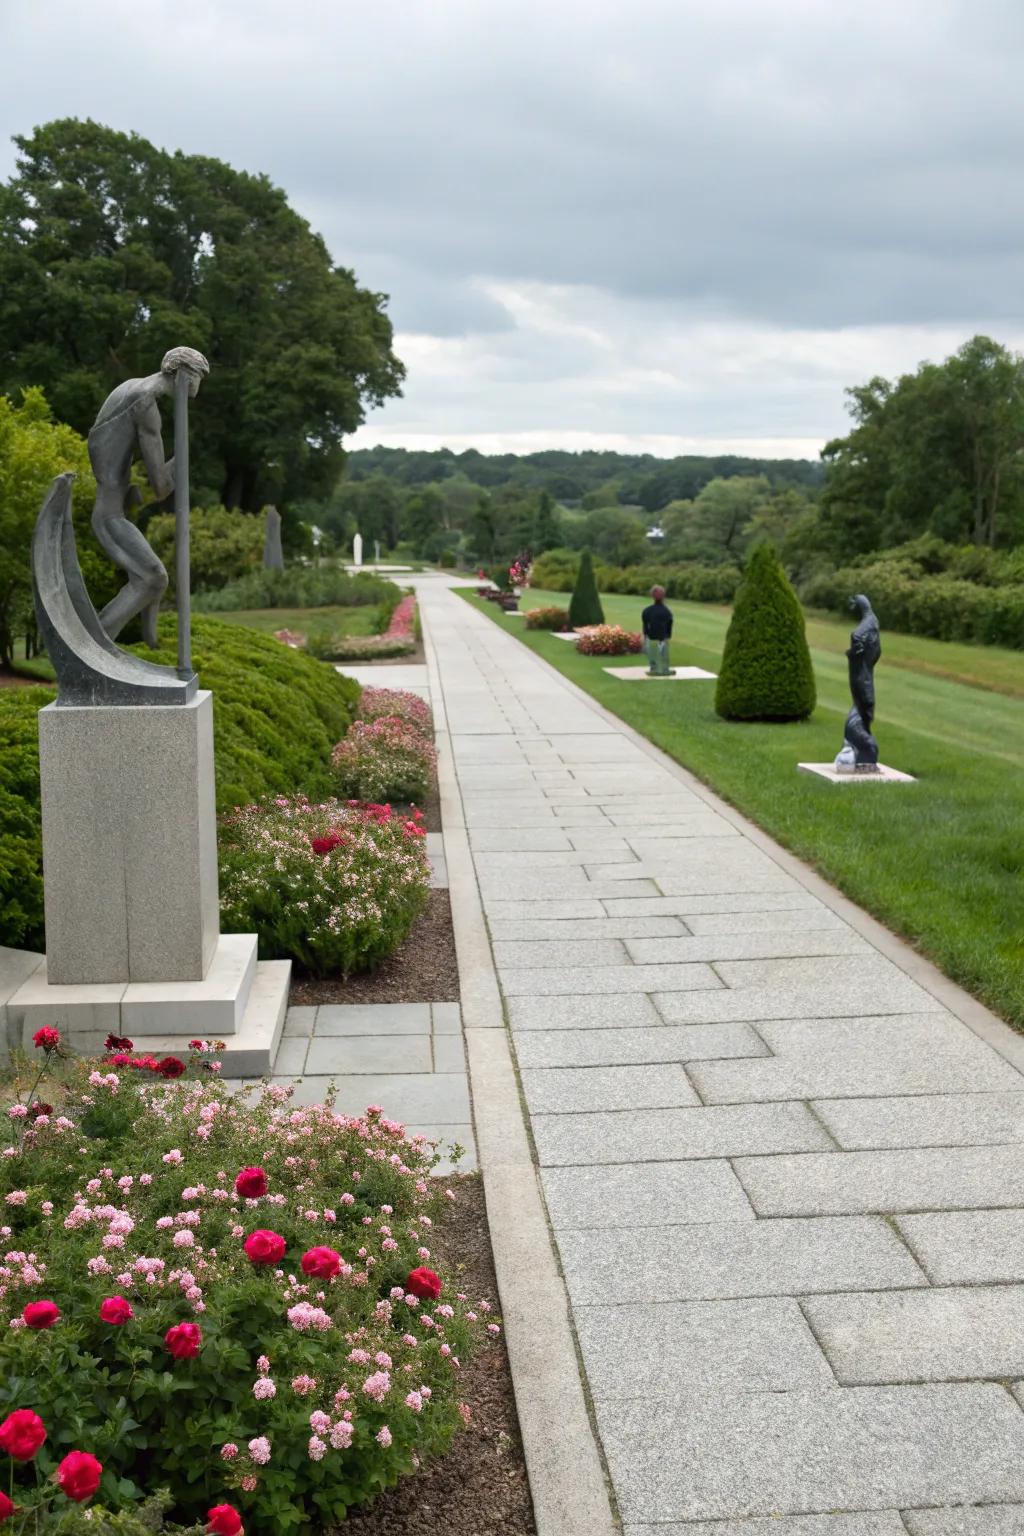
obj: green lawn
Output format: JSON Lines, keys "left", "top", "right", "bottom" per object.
{"left": 464, "top": 588, "right": 1024, "bottom": 1030}
{"left": 212, "top": 605, "right": 381, "bottom": 638}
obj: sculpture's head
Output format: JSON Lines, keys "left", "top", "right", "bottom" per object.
{"left": 161, "top": 347, "right": 210, "bottom": 398}
{"left": 650, "top": 585, "right": 666, "bottom": 601}
{"left": 849, "top": 593, "right": 873, "bottom": 619}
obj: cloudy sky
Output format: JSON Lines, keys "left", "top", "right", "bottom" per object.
{"left": 3, "top": 0, "right": 1024, "bottom": 459}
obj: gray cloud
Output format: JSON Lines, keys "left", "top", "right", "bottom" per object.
{"left": 3, "top": 0, "right": 1023, "bottom": 452}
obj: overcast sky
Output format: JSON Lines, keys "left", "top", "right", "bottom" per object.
{"left": 3, "top": 0, "right": 1024, "bottom": 459}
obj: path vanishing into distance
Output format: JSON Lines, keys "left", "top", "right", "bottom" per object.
{"left": 414, "top": 573, "right": 1024, "bottom": 1535}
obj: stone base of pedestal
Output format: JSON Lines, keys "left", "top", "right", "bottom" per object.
{"left": 38, "top": 692, "right": 219, "bottom": 984}
{"left": 0, "top": 941, "right": 289, "bottom": 1078}
{"left": 798, "top": 762, "right": 917, "bottom": 784}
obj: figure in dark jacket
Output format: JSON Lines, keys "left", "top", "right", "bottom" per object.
{"left": 641, "top": 586, "right": 675, "bottom": 676}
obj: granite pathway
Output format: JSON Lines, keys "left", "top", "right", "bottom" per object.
{"left": 418, "top": 579, "right": 1024, "bottom": 1535}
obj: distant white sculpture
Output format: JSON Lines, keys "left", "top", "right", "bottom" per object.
{"left": 353, "top": 531, "right": 363, "bottom": 567}
{"left": 374, "top": 539, "right": 381, "bottom": 562}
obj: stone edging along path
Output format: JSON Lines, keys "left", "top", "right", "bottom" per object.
{"left": 421, "top": 592, "right": 619, "bottom": 1536}
{"left": 417, "top": 575, "right": 1024, "bottom": 1533}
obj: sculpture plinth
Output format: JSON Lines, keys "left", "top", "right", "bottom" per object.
{"left": 39, "top": 692, "right": 219, "bottom": 984}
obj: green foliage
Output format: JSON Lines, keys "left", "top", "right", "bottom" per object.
{"left": 715, "top": 544, "right": 816, "bottom": 721}
{"left": 0, "top": 688, "right": 49, "bottom": 949}
{"left": 22, "top": 1491, "right": 203, "bottom": 1533}
{"left": 0, "top": 619, "right": 360, "bottom": 949}
{"left": 524, "top": 605, "right": 571, "bottom": 630}
{"left": 0, "top": 1055, "right": 489, "bottom": 1528}
{"left": 532, "top": 491, "right": 562, "bottom": 553}
{"left": 0, "top": 118, "right": 404, "bottom": 509}
{"left": 568, "top": 549, "right": 605, "bottom": 628}
{"left": 822, "top": 335, "right": 1024, "bottom": 555}
{"left": 221, "top": 797, "right": 430, "bottom": 974}
{"left": 531, "top": 550, "right": 741, "bottom": 604}
{"left": 147, "top": 507, "right": 265, "bottom": 594}
{"left": 194, "top": 566, "right": 399, "bottom": 615}
{"left": 331, "top": 718, "right": 437, "bottom": 805}
{"left": 801, "top": 553, "right": 1024, "bottom": 649}
{"left": 0, "top": 389, "right": 118, "bottom": 669}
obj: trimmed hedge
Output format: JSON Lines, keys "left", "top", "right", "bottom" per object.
{"left": 0, "top": 616, "right": 361, "bottom": 950}
{"left": 715, "top": 544, "right": 816, "bottom": 722}
{"left": 194, "top": 565, "right": 401, "bottom": 614}
{"left": 531, "top": 549, "right": 742, "bottom": 604}
{"left": 568, "top": 549, "right": 605, "bottom": 627}
{"left": 801, "top": 562, "right": 1024, "bottom": 650}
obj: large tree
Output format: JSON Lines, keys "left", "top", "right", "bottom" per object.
{"left": 821, "top": 336, "right": 1024, "bottom": 553}
{"left": 0, "top": 119, "right": 404, "bottom": 510}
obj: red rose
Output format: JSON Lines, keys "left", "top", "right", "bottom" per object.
{"left": 104, "top": 1033, "right": 133, "bottom": 1052}
{"left": 165, "top": 1322, "right": 202, "bottom": 1359}
{"left": 27, "top": 1102, "right": 52, "bottom": 1120}
{"left": 188, "top": 1039, "right": 204, "bottom": 1050}
{"left": 99, "top": 1295, "right": 133, "bottom": 1326}
{"left": 0, "top": 1489, "right": 13, "bottom": 1520}
{"left": 243, "top": 1230, "right": 286, "bottom": 1266}
{"left": 207, "top": 1503, "right": 244, "bottom": 1535}
{"left": 310, "top": 833, "right": 342, "bottom": 855}
{"left": 32, "top": 1026, "right": 60, "bottom": 1052}
{"left": 23, "top": 1300, "right": 60, "bottom": 1330}
{"left": 56, "top": 1450, "right": 102, "bottom": 1502}
{"left": 0, "top": 1409, "right": 46, "bottom": 1461}
{"left": 406, "top": 1267, "right": 442, "bottom": 1301}
{"left": 157, "top": 1056, "right": 186, "bottom": 1079}
{"left": 234, "top": 1167, "right": 268, "bottom": 1199}
{"left": 300, "top": 1246, "right": 341, "bottom": 1279}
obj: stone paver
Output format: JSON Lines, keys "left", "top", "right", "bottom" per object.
{"left": 416, "top": 580, "right": 1024, "bottom": 1530}
{"left": 556, "top": 1216, "right": 926, "bottom": 1304}
{"left": 595, "top": 1385, "right": 1024, "bottom": 1523}
{"left": 734, "top": 1145, "right": 1024, "bottom": 1215}
{"left": 894, "top": 1209, "right": 1024, "bottom": 1283}
{"left": 803, "top": 1285, "right": 1024, "bottom": 1383}
{"left": 575, "top": 1297, "right": 833, "bottom": 1398}
{"left": 541, "top": 1159, "right": 753, "bottom": 1229}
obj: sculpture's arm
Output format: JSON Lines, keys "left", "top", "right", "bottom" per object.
{"left": 136, "top": 403, "right": 175, "bottom": 501}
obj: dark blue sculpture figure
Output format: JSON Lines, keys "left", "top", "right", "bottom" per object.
{"left": 835, "top": 593, "right": 881, "bottom": 772}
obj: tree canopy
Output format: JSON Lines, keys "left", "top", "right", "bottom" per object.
{"left": 0, "top": 118, "right": 404, "bottom": 511}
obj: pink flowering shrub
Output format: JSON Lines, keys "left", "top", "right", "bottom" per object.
{"left": 355, "top": 687, "right": 433, "bottom": 741}
{"left": 219, "top": 797, "right": 429, "bottom": 976}
{"left": 331, "top": 718, "right": 437, "bottom": 804}
{"left": 524, "top": 606, "right": 570, "bottom": 631}
{"left": 574, "top": 624, "right": 644, "bottom": 656}
{"left": 308, "top": 594, "right": 419, "bottom": 662}
{"left": 0, "top": 1048, "right": 495, "bottom": 1530}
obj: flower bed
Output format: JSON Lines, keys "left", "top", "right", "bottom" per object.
{"left": 574, "top": 624, "right": 644, "bottom": 656}
{"left": 219, "top": 797, "right": 429, "bottom": 976}
{"left": 306, "top": 595, "right": 418, "bottom": 662}
{"left": 0, "top": 1034, "right": 495, "bottom": 1529}
{"left": 332, "top": 719, "right": 436, "bottom": 805}
{"left": 523, "top": 606, "right": 570, "bottom": 631}
{"left": 355, "top": 688, "right": 433, "bottom": 740}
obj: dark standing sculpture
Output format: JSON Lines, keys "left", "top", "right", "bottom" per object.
{"left": 835, "top": 593, "right": 881, "bottom": 772}
{"left": 32, "top": 348, "right": 209, "bottom": 706}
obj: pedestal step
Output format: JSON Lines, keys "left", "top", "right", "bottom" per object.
{"left": 136, "top": 961, "right": 291, "bottom": 1078}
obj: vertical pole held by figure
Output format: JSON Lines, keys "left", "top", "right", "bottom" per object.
{"left": 174, "top": 368, "right": 192, "bottom": 678}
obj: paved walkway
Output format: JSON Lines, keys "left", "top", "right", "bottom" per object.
{"left": 418, "top": 578, "right": 1024, "bottom": 1534}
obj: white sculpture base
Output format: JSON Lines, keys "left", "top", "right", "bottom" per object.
{"left": 38, "top": 693, "right": 219, "bottom": 984}
{"left": 602, "top": 666, "right": 718, "bottom": 681}
{"left": 798, "top": 762, "right": 917, "bottom": 784}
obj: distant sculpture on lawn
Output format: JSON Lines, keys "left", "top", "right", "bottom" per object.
{"left": 263, "top": 506, "right": 284, "bottom": 570}
{"left": 88, "top": 347, "right": 210, "bottom": 647}
{"left": 835, "top": 593, "right": 881, "bottom": 772}
{"left": 32, "top": 346, "right": 209, "bottom": 706}
{"left": 353, "top": 531, "right": 363, "bottom": 567}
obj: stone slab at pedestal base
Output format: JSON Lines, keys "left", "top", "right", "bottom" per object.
{"left": 798, "top": 762, "right": 917, "bottom": 784}
{"left": 551, "top": 631, "right": 579, "bottom": 641}
{"left": 0, "top": 943, "right": 289, "bottom": 1078}
{"left": 602, "top": 666, "right": 718, "bottom": 681}
{"left": 39, "top": 692, "right": 219, "bottom": 984}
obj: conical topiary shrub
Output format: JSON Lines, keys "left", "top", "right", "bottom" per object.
{"left": 568, "top": 549, "right": 605, "bottom": 628}
{"left": 714, "top": 543, "right": 816, "bottom": 721}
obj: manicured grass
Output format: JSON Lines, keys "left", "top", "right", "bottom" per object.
{"left": 466, "top": 588, "right": 1024, "bottom": 1030}
{"left": 212, "top": 605, "right": 381, "bottom": 638}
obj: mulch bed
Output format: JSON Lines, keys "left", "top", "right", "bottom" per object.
{"left": 340, "top": 1176, "right": 536, "bottom": 1536}
{"left": 0, "top": 671, "right": 46, "bottom": 688}
{"left": 289, "top": 888, "right": 459, "bottom": 1007}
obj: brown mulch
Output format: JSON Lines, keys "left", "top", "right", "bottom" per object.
{"left": 340, "top": 1176, "right": 537, "bottom": 1536}
{"left": 0, "top": 671, "right": 46, "bottom": 688}
{"left": 289, "top": 889, "right": 459, "bottom": 1006}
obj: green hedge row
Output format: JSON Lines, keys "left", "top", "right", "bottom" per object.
{"left": 194, "top": 565, "right": 401, "bottom": 614}
{"left": 800, "top": 566, "right": 1024, "bottom": 649}
{"left": 0, "top": 615, "right": 361, "bottom": 951}
{"left": 530, "top": 549, "right": 742, "bottom": 603}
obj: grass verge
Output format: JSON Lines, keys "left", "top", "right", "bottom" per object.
{"left": 465, "top": 588, "right": 1024, "bottom": 1030}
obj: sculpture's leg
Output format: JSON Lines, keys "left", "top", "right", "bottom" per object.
{"left": 93, "top": 501, "right": 169, "bottom": 646}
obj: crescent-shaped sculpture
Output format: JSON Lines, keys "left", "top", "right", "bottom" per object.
{"left": 32, "top": 474, "right": 196, "bottom": 707}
